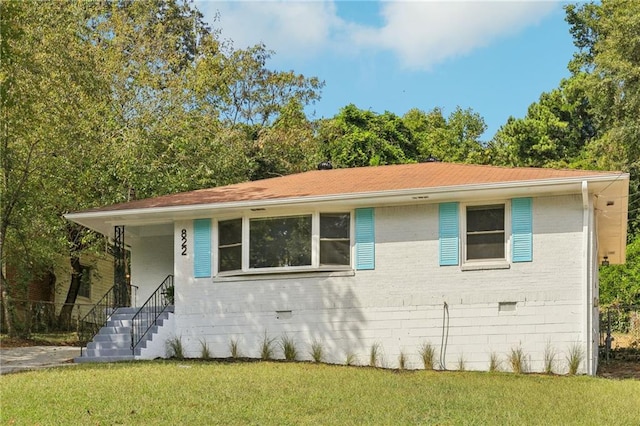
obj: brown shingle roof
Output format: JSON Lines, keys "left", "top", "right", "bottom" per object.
{"left": 81, "top": 162, "right": 621, "bottom": 213}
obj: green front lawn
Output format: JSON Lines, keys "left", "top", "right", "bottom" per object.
{"left": 1, "top": 361, "right": 639, "bottom": 424}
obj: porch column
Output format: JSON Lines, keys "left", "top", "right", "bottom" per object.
{"left": 113, "top": 225, "right": 129, "bottom": 307}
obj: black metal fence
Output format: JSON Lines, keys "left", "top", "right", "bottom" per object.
{"left": 599, "top": 305, "right": 640, "bottom": 362}
{"left": 0, "top": 299, "right": 95, "bottom": 335}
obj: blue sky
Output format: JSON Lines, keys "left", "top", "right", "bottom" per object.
{"left": 197, "top": 1, "right": 577, "bottom": 141}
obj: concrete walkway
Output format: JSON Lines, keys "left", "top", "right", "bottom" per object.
{"left": 0, "top": 346, "right": 81, "bottom": 375}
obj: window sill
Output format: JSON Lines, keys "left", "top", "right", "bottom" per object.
{"left": 461, "top": 261, "right": 510, "bottom": 271}
{"left": 213, "top": 268, "right": 355, "bottom": 282}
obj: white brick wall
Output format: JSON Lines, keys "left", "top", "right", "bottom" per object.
{"left": 139, "top": 194, "right": 593, "bottom": 374}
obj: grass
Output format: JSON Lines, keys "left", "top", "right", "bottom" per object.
{"left": 1, "top": 361, "right": 639, "bottom": 424}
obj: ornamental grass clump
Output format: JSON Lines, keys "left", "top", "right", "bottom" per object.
{"left": 167, "top": 336, "right": 184, "bottom": 359}
{"left": 309, "top": 339, "right": 325, "bottom": 363}
{"left": 280, "top": 334, "right": 298, "bottom": 361}
{"left": 489, "top": 352, "right": 501, "bottom": 372}
{"left": 509, "top": 346, "right": 528, "bottom": 374}
{"left": 229, "top": 338, "right": 242, "bottom": 358}
{"left": 369, "top": 342, "right": 381, "bottom": 367}
{"left": 566, "top": 342, "right": 584, "bottom": 375}
{"left": 199, "top": 339, "right": 212, "bottom": 360}
{"left": 398, "top": 351, "right": 408, "bottom": 370}
{"left": 544, "top": 341, "right": 558, "bottom": 375}
{"left": 260, "top": 332, "right": 276, "bottom": 361}
{"left": 419, "top": 341, "right": 437, "bottom": 370}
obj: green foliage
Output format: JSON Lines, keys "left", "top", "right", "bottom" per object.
{"left": 600, "top": 235, "right": 640, "bottom": 306}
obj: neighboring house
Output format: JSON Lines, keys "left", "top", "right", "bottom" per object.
{"left": 3, "top": 252, "right": 114, "bottom": 332}
{"left": 66, "top": 162, "right": 629, "bottom": 374}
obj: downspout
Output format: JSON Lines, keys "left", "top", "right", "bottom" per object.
{"left": 581, "top": 181, "right": 593, "bottom": 375}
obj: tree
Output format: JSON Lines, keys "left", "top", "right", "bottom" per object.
{"left": 1, "top": 0, "right": 325, "bottom": 334}
{"left": 318, "top": 104, "right": 418, "bottom": 168}
{"left": 565, "top": 0, "right": 640, "bottom": 234}
{"left": 405, "top": 107, "right": 486, "bottom": 163}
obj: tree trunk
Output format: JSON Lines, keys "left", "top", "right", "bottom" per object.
{"left": 57, "top": 256, "right": 82, "bottom": 330}
{"left": 0, "top": 273, "right": 15, "bottom": 336}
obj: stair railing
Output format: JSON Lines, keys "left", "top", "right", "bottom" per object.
{"left": 78, "top": 284, "right": 137, "bottom": 347}
{"left": 130, "top": 275, "right": 174, "bottom": 354}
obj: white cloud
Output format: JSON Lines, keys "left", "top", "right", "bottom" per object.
{"left": 199, "top": 1, "right": 345, "bottom": 58}
{"left": 198, "top": 1, "right": 558, "bottom": 70}
{"left": 354, "top": 1, "right": 558, "bottom": 70}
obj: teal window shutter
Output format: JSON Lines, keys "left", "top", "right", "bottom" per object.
{"left": 355, "top": 208, "right": 375, "bottom": 270}
{"left": 511, "top": 198, "right": 533, "bottom": 262}
{"left": 439, "top": 202, "right": 459, "bottom": 266}
{"left": 193, "top": 219, "right": 212, "bottom": 278}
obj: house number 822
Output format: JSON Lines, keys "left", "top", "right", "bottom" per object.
{"left": 181, "top": 229, "right": 187, "bottom": 255}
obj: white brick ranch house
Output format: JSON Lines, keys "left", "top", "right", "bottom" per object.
{"left": 67, "top": 162, "right": 629, "bottom": 374}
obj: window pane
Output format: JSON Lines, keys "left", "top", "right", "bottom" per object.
{"left": 320, "top": 240, "right": 350, "bottom": 265}
{"left": 219, "top": 245, "right": 242, "bottom": 272}
{"left": 320, "top": 213, "right": 350, "bottom": 239}
{"left": 78, "top": 266, "right": 91, "bottom": 298}
{"left": 219, "top": 219, "right": 242, "bottom": 272}
{"left": 467, "top": 233, "right": 505, "bottom": 260}
{"left": 467, "top": 205, "right": 504, "bottom": 232}
{"left": 219, "top": 219, "right": 242, "bottom": 246}
{"left": 250, "top": 216, "right": 312, "bottom": 268}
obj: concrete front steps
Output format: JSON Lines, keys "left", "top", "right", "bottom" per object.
{"left": 75, "top": 306, "right": 174, "bottom": 363}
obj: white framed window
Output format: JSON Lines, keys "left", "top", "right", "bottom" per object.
{"left": 465, "top": 204, "right": 506, "bottom": 261}
{"left": 216, "top": 211, "right": 351, "bottom": 275}
{"left": 461, "top": 202, "right": 510, "bottom": 268}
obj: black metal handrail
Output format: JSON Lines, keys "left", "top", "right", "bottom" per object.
{"left": 78, "top": 284, "right": 137, "bottom": 345}
{"left": 131, "top": 275, "right": 174, "bottom": 353}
